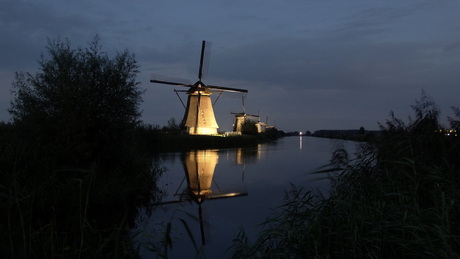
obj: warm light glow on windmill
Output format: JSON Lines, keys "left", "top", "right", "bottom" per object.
{"left": 150, "top": 40, "right": 248, "bottom": 135}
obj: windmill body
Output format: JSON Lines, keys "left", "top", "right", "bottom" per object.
{"left": 233, "top": 114, "right": 246, "bottom": 132}
{"left": 150, "top": 41, "right": 247, "bottom": 135}
{"left": 183, "top": 86, "right": 219, "bottom": 135}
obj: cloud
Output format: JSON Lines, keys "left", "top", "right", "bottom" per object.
{"left": 212, "top": 35, "right": 458, "bottom": 93}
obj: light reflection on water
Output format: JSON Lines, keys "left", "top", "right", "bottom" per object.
{"left": 136, "top": 136, "right": 358, "bottom": 258}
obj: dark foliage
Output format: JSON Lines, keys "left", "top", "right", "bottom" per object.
{"left": 231, "top": 91, "right": 460, "bottom": 258}
{"left": 133, "top": 124, "right": 259, "bottom": 152}
{"left": 9, "top": 36, "right": 143, "bottom": 168}
{"left": 1, "top": 37, "right": 163, "bottom": 258}
{"left": 241, "top": 120, "right": 258, "bottom": 135}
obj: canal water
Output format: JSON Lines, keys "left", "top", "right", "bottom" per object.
{"left": 136, "top": 136, "right": 358, "bottom": 258}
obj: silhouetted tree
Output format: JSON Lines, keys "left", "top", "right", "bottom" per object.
{"left": 167, "top": 117, "right": 179, "bottom": 129}
{"left": 241, "top": 120, "right": 258, "bottom": 135}
{"left": 9, "top": 36, "right": 143, "bottom": 167}
{"left": 2, "top": 37, "right": 162, "bottom": 258}
{"left": 162, "top": 117, "right": 180, "bottom": 134}
{"left": 448, "top": 107, "right": 460, "bottom": 130}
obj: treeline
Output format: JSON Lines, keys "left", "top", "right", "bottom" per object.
{"left": 230, "top": 92, "right": 460, "bottom": 258}
{"left": 136, "top": 119, "right": 284, "bottom": 152}
{"left": 312, "top": 128, "right": 381, "bottom": 141}
{"left": 135, "top": 124, "right": 259, "bottom": 152}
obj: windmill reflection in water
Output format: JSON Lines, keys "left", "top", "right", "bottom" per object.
{"left": 160, "top": 150, "right": 247, "bottom": 245}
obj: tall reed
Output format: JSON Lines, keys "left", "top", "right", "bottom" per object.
{"left": 230, "top": 94, "right": 460, "bottom": 258}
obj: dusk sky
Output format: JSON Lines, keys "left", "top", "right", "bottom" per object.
{"left": 1, "top": 0, "right": 460, "bottom": 132}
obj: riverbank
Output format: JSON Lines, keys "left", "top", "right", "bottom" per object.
{"left": 134, "top": 125, "right": 285, "bottom": 152}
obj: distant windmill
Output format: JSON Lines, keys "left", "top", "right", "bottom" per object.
{"left": 150, "top": 41, "right": 248, "bottom": 135}
{"left": 231, "top": 95, "right": 260, "bottom": 133}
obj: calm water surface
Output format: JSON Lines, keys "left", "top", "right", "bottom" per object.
{"left": 136, "top": 136, "right": 358, "bottom": 258}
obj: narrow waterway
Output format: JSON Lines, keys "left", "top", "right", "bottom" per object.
{"left": 136, "top": 136, "right": 359, "bottom": 258}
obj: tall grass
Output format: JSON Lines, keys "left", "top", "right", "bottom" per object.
{"left": 230, "top": 94, "right": 460, "bottom": 258}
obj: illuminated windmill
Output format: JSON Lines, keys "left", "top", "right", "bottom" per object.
{"left": 231, "top": 96, "right": 260, "bottom": 133}
{"left": 150, "top": 41, "right": 248, "bottom": 135}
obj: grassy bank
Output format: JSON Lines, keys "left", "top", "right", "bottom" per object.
{"left": 134, "top": 125, "right": 283, "bottom": 153}
{"left": 142, "top": 134, "right": 259, "bottom": 152}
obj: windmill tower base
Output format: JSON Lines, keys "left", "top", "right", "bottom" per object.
{"left": 182, "top": 92, "right": 219, "bottom": 135}
{"left": 186, "top": 127, "right": 218, "bottom": 135}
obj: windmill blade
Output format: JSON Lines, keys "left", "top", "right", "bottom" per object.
{"left": 198, "top": 41, "right": 205, "bottom": 81}
{"left": 202, "top": 41, "right": 212, "bottom": 80}
{"left": 206, "top": 84, "right": 248, "bottom": 93}
{"left": 150, "top": 79, "right": 191, "bottom": 87}
{"left": 198, "top": 41, "right": 212, "bottom": 81}
{"left": 206, "top": 192, "right": 248, "bottom": 200}
{"left": 198, "top": 40, "right": 206, "bottom": 81}
{"left": 198, "top": 203, "right": 206, "bottom": 245}
{"left": 150, "top": 74, "right": 193, "bottom": 87}
{"left": 158, "top": 191, "right": 247, "bottom": 205}
{"left": 157, "top": 199, "right": 188, "bottom": 205}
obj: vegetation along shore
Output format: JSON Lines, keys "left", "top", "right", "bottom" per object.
{"left": 230, "top": 92, "right": 460, "bottom": 258}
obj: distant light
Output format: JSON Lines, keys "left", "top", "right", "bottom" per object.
{"left": 299, "top": 131, "right": 303, "bottom": 136}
